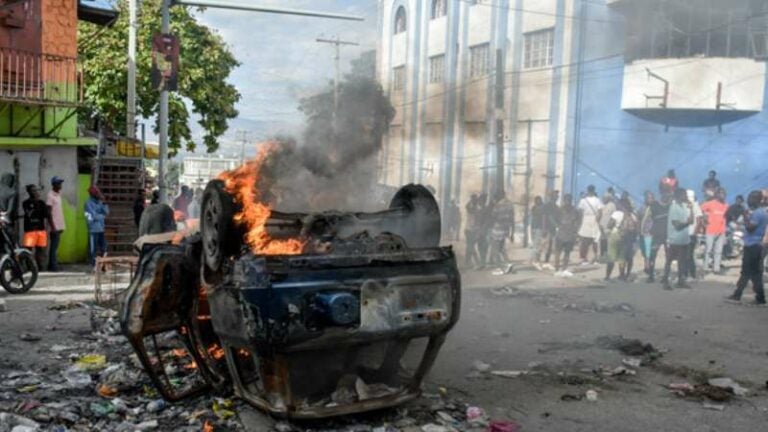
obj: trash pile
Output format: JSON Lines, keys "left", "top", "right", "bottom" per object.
{"left": 0, "top": 304, "right": 243, "bottom": 432}
{"left": 0, "top": 303, "right": 514, "bottom": 432}
{"left": 489, "top": 287, "right": 635, "bottom": 315}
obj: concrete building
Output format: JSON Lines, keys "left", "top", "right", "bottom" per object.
{"left": 180, "top": 156, "right": 241, "bottom": 190}
{"left": 0, "top": 0, "right": 117, "bottom": 262}
{"left": 377, "top": 0, "right": 768, "bottom": 215}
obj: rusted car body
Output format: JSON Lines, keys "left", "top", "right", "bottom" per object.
{"left": 120, "top": 183, "right": 461, "bottom": 419}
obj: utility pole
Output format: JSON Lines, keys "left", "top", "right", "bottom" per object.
{"left": 236, "top": 130, "right": 249, "bottom": 164}
{"left": 155, "top": 0, "right": 363, "bottom": 205}
{"left": 316, "top": 37, "right": 359, "bottom": 118}
{"left": 493, "top": 49, "right": 505, "bottom": 199}
{"left": 158, "top": 0, "right": 170, "bottom": 203}
{"left": 518, "top": 118, "right": 549, "bottom": 248}
{"left": 127, "top": 0, "right": 137, "bottom": 139}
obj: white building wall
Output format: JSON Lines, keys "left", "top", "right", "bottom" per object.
{"left": 379, "top": 0, "right": 575, "bottom": 209}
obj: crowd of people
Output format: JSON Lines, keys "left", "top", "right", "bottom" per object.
{"left": 448, "top": 169, "right": 768, "bottom": 305}
{"left": 0, "top": 172, "right": 206, "bottom": 273}
{"left": 0, "top": 173, "right": 110, "bottom": 271}
{"left": 524, "top": 169, "right": 768, "bottom": 303}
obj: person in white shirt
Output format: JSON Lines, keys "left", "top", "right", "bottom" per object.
{"left": 684, "top": 189, "right": 703, "bottom": 279}
{"left": 46, "top": 176, "right": 66, "bottom": 272}
{"left": 577, "top": 185, "right": 603, "bottom": 264}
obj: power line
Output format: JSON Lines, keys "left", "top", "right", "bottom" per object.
{"left": 456, "top": 0, "right": 622, "bottom": 25}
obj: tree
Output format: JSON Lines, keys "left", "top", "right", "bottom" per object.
{"left": 78, "top": 0, "right": 240, "bottom": 154}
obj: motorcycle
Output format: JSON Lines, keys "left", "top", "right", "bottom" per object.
{"left": 0, "top": 211, "right": 38, "bottom": 294}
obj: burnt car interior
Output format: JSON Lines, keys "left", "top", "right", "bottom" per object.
{"left": 120, "top": 181, "right": 461, "bottom": 419}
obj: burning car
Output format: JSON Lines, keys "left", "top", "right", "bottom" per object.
{"left": 120, "top": 148, "right": 461, "bottom": 419}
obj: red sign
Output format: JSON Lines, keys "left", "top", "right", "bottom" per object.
{"left": 151, "top": 33, "right": 180, "bottom": 91}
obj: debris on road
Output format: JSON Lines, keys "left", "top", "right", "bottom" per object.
{"left": 708, "top": 378, "right": 749, "bottom": 397}
{"left": 490, "top": 370, "right": 528, "bottom": 378}
{"left": 18, "top": 333, "right": 40, "bottom": 342}
{"left": 585, "top": 389, "right": 599, "bottom": 402}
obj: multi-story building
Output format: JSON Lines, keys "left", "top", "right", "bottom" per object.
{"left": 180, "top": 156, "right": 241, "bottom": 190}
{"left": 377, "top": 0, "right": 768, "bottom": 215}
{"left": 0, "top": 0, "right": 116, "bottom": 262}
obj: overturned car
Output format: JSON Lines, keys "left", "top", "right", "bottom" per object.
{"left": 120, "top": 180, "right": 461, "bottom": 419}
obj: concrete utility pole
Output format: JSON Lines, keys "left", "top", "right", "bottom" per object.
{"left": 316, "top": 37, "right": 359, "bottom": 117}
{"left": 236, "top": 130, "right": 248, "bottom": 164}
{"left": 158, "top": 0, "right": 170, "bottom": 203}
{"left": 127, "top": 0, "right": 137, "bottom": 139}
{"left": 493, "top": 49, "right": 505, "bottom": 199}
{"left": 518, "top": 118, "right": 549, "bottom": 248}
{"left": 155, "top": 0, "right": 363, "bottom": 205}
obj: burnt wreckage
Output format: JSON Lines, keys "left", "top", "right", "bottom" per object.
{"left": 120, "top": 181, "right": 461, "bottom": 418}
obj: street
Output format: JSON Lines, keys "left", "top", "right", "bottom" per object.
{"left": 0, "top": 256, "right": 765, "bottom": 431}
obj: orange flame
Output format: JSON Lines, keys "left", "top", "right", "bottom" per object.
{"left": 203, "top": 420, "right": 214, "bottom": 432}
{"left": 219, "top": 142, "right": 304, "bottom": 255}
{"left": 207, "top": 343, "right": 226, "bottom": 361}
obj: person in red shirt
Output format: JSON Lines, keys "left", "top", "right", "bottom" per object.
{"left": 701, "top": 188, "right": 728, "bottom": 274}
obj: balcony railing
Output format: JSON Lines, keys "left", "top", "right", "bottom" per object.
{"left": 0, "top": 47, "right": 83, "bottom": 106}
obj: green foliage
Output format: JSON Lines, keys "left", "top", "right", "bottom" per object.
{"left": 78, "top": 0, "right": 240, "bottom": 154}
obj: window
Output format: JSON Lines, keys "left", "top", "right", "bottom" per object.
{"left": 431, "top": 0, "right": 446, "bottom": 19}
{"left": 626, "top": 4, "right": 758, "bottom": 61}
{"left": 524, "top": 29, "right": 555, "bottom": 69}
{"left": 429, "top": 55, "right": 445, "bottom": 84}
{"left": 394, "top": 6, "right": 407, "bottom": 34}
{"left": 393, "top": 66, "right": 406, "bottom": 90}
{"left": 469, "top": 43, "right": 490, "bottom": 77}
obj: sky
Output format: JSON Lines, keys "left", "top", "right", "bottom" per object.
{"left": 178, "top": 0, "right": 380, "bottom": 158}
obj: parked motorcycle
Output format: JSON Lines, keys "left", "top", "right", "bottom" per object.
{"left": 0, "top": 211, "right": 38, "bottom": 294}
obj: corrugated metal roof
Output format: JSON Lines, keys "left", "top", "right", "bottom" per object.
{"left": 78, "top": 0, "right": 119, "bottom": 25}
{"left": 78, "top": 0, "right": 118, "bottom": 12}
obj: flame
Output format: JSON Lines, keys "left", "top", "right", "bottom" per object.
{"left": 207, "top": 344, "right": 226, "bottom": 361}
{"left": 171, "top": 348, "right": 187, "bottom": 358}
{"left": 203, "top": 420, "right": 214, "bottom": 432}
{"left": 219, "top": 142, "right": 304, "bottom": 255}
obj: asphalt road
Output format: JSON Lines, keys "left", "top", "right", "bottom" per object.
{"left": 0, "top": 261, "right": 766, "bottom": 431}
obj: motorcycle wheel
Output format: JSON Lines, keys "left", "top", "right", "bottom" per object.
{"left": 0, "top": 251, "right": 38, "bottom": 294}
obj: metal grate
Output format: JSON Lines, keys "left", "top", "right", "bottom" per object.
{"left": 94, "top": 256, "right": 139, "bottom": 308}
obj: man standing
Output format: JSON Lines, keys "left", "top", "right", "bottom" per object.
{"left": 529, "top": 196, "right": 544, "bottom": 267}
{"left": 22, "top": 185, "right": 51, "bottom": 270}
{"left": 599, "top": 193, "right": 617, "bottom": 260}
{"left": 725, "top": 195, "right": 744, "bottom": 224}
{"left": 464, "top": 194, "right": 481, "bottom": 268}
{"left": 684, "top": 190, "right": 703, "bottom": 279}
{"left": 540, "top": 190, "right": 560, "bottom": 268}
{"left": 700, "top": 188, "right": 728, "bottom": 274}
{"left": 133, "top": 190, "right": 146, "bottom": 228}
{"left": 577, "top": 185, "right": 603, "bottom": 264}
{"left": 46, "top": 177, "right": 66, "bottom": 272}
{"left": 662, "top": 188, "right": 693, "bottom": 290}
{"left": 84, "top": 186, "right": 109, "bottom": 267}
{"left": 702, "top": 170, "right": 720, "bottom": 200}
{"left": 554, "top": 194, "right": 581, "bottom": 276}
{"left": 726, "top": 191, "right": 768, "bottom": 305}
{"left": 641, "top": 191, "right": 669, "bottom": 282}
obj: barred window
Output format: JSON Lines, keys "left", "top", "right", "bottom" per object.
{"left": 469, "top": 43, "right": 490, "bottom": 77}
{"left": 431, "top": 0, "right": 446, "bottom": 19}
{"left": 429, "top": 55, "right": 445, "bottom": 84}
{"left": 524, "top": 29, "right": 554, "bottom": 69}
{"left": 393, "top": 66, "right": 406, "bottom": 90}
